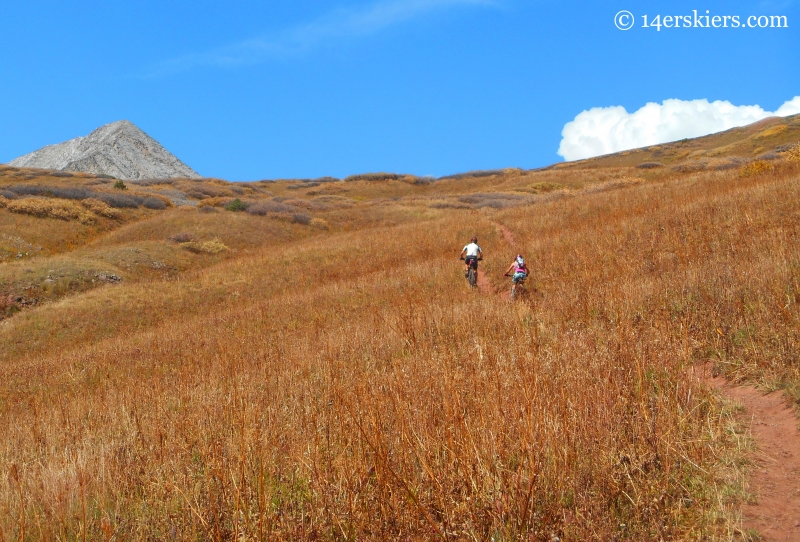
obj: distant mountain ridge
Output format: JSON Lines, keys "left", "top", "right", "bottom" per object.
{"left": 7, "top": 120, "right": 201, "bottom": 180}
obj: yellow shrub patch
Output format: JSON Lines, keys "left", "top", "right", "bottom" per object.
{"left": 754, "top": 124, "right": 788, "bottom": 140}
{"left": 82, "top": 198, "right": 121, "bottom": 219}
{"left": 310, "top": 217, "right": 329, "bottom": 230}
{"left": 739, "top": 160, "right": 774, "bottom": 177}
{"left": 180, "top": 239, "right": 229, "bottom": 254}
{"left": 7, "top": 197, "right": 97, "bottom": 224}
{"left": 786, "top": 143, "right": 800, "bottom": 163}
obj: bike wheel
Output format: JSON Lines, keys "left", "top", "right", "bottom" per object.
{"left": 468, "top": 267, "right": 477, "bottom": 288}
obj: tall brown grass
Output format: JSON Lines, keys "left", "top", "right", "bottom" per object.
{"left": 1, "top": 163, "right": 798, "bottom": 539}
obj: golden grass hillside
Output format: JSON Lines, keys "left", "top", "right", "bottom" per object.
{"left": 0, "top": 148, "right": 799, "bottom": 539}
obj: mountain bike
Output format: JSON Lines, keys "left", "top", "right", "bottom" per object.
{"left": 504, "top": 272, "right": 527, "bottom": 300}
{"left": 461, "top": 256, "right": 482, "bottom": 288}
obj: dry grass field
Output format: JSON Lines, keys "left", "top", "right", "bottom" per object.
{"left": 0, "top": 140, "right": 799, "bottom": 540}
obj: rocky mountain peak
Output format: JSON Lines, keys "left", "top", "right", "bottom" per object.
{"left": 7, "top": 121, "right": 201, "bottom": 180}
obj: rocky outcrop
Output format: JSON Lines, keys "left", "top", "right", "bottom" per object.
{"left": 8, "top": 120, "right": 201, "bottom": 180}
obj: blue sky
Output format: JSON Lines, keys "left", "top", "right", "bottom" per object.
{"left": 1, "top": 0, "right": 798, "bottom": 180}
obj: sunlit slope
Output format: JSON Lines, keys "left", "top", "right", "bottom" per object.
{"left": 2, "top": 155, "right": 799, "bottom": 538}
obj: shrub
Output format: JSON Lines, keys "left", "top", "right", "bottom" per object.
{"left": 7, "top": 185, "right": 95, "bottom": 200}
{"left": 458, "top": 192, "right": 528, "bottom": 208}
{"left": 7, "top": 197, "right": 96, "bottom": 224}
{"left": 291, "top": 213, "right": 311, "bottom": 225}
{"left": 344, "top": 172, "right": 407, "bottom": 182}
{"left": 168, "top": 232, "right": 197, "bottom": 243}
{"left": 186, "top": 184, "right": 233, "bottom": 199}
{"left": 142, "top": 197, "right": 167, "bottom": 210}
{"left": 0, "top": 190, "right": 15, "bottom": 200}
{"left": 246, "top": 200, "right": 296, "bottom": 215}
{"left": 528, "top": 182, "right": 563, "bottom": 193}
{"left": 671, "top": 160, "right": 709, "bottom": 173}
{"left": 225, "top": 198, "right": 248, "bottom": 212}
{"left": 196, "top": 197, "right": 232, "bottom": 208}
{"left": 786, "top": 143, "right": 800, "bottom": 163}
{"left": 715, "top": 157, "right": 747, "bottom": 170}
{"left": 739, "top": 160, "right": 774, "bottom": 177}
{"left": 311, "top": 195, "right": 355, "bottom": 209}
{"left": 50, "top": 171, "right": 74, "bottom": 178}
{"left": 113, "top": 180, "right": 128, "bottom": 190}
{"left": 81, "top": 198, "right": 121, "bottom": 219}
{"left": 180, "top": 239, "right": 229, "bottom": 254}
{"left": 97, "top": 193, "right": 140, "bottom": 208}
{"left": 309, "top": 218, "right": 329, "bottom": 230}
{"left": 636, "top": 162, "right": 665, "bottom": 169}
{"left": 133, "top": 178, "right": 175, "bottom": 186}
{"left": 757, "top": 151, "right": 780, "bottom": 161}
{"left": 428, "top": 201, "right": 471, "bottom": 209}
{"left": 198, "top": 205, "right": 218, "bottom": 213}
{"left": 438, "top": 169, "right": 505, "bottom": 181}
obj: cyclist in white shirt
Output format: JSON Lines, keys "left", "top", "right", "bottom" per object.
{"left": 460, "top": 236, "right": 483, "bottom": 277}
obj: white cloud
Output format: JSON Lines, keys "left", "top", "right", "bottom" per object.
{"left": 146, "top": 0, "right": 496, "bottom": 76}
{"left": 557, "top": 96, "right": 800, "bottom": 161}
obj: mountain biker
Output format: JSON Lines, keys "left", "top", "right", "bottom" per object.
{"left": 460, "top": 237, "right": 483, "bottom": 277}
{"left": 503, "top": 255, "right": 528, "bottom": 295}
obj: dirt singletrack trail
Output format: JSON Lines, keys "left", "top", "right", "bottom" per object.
{"left": 495, "top": 222, "right": 517, "bottom": 248}
{"left": 697, "top": 366, "right": 800, "bottom": 540}
{"left": 482, "top": 220, "right": 518, "bottom": 299}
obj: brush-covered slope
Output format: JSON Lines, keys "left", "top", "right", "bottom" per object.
{"left": 7, "top": 120, "right": 201, "bottom": 180}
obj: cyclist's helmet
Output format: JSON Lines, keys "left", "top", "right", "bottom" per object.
{"left": 516, "top": 255, "right": 525, "bottom": 266}
{"left": 471, "top": 236, "right": 478, "bottom": 243}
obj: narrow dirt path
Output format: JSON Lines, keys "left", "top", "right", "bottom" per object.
{"left": 485, "top": 220, "right": 518, "bottom": 300}
{"left": 697, "top": 366, "right": 800, "bottom": 540}
{"left": 495, "top": 222, "right": 517, "bottom": 248}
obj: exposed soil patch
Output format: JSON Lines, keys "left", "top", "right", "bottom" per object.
{"left": 699, "top": 366, "right": 800, "bottom": 540}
